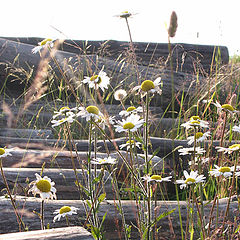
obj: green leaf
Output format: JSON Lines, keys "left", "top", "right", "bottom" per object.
{"left": 98, "top": 193, "right": 106, "bottom": 203}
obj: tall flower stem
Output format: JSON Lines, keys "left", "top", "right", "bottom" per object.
{"left": 41, "top": 200, "right": 45, "bottom": 230}
{"left": 144, "top": 92, "right": 152, "bottom": 240}
{"left": 128, "top": 131, "right": 142, "bottom": 238}
{"left": 0, "top": 159, "right": 26, "bottom": 231}
{"left": 221, "top": 151, "right": 239, "bottom": 234}
{"left": 88, "top": 119, "right": 99, "bottom": 233}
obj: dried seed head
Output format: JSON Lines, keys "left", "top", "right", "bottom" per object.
{"left": 168, "top": 11, "right": 178, "bottom": 38}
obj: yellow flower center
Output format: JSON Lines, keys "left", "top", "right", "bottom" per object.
{"left": 90, "top": 75, "right": 101, "bottom": 84}
{"left": 123, "top": 122, "right": 135, "bottom": 130}
{"left": 229, "top": 144, "right": 240, "bottom": 150}
{"left": 36, "top": 179, "right": 51, "bottom": 192}
{"left": 141, "top": 80, "right": 155, "bottom": 92}
{"left": 185, "top": 178, "right": 196, "bottom": 184}
{"left": 150, "top": 175, "right": 162, "bottom": 181}
{"left": 126, "top": 106, "right": 136, "bottom": 112}
{"left": 219, "top": 167, "right": 231, "bottom": 173}
{"left": 221, "top": 104, "right": 234, "bottom": 111}
{"left": 86, "top": 106, "right": 99, "bottom": 115}
{"left": 195, "top": 132, "right": 203, "bottom": 139}
{"left": 190, "top": 116, "right": 200, "bottom": 121}
{"left": 190, "top": 120, "right": 200, "bottom": 125}
{"left": 60, "top": 106, "right": 70, "bottom": 112}
{"left": 0, "top": 148, "right": 6, "bottom": 156}
{"left": 40, "top": 38, "right": 52, "bottom": 46}
{"left": 59, "top": 206, "right": 71, "bottom": 214}
{"left": 99, "top": 159, "right": 107, "bottom": 164}
{"left": 126, "top": 140, "right": 135, "bottom": 144}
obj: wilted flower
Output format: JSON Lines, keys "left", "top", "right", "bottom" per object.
{"left": 114, "top": 89, "right": 127, "bottom": 101}
{"left": 115, "top": 114, "right": 144, "bottom": 133}
{"left": 168, "top": 11, "right": 178, "bottom": 38}
{"left": 32, "top": 38, "right": 54, "bottom": 54}
{"left": 53, "top": 206, "right": 79, "bottom": 222}
{"left": 83, "top": 70, "right": 110, "bottom": 92}
{"left": 28, "top": 173, "right": 57, "bottom": 200}
{"left": 176, "top": 170, "right": 206, "bottom": 189}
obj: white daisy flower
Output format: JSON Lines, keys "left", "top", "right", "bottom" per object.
{"left": 32, "top": 38, "right": 54, "bottom": 54}
{"left": 83, "top": 70, "right": 110, "bottom": 92}
{"left": 114, "top": 11, "right": 136, "bottom": 19}
{"left": 52, "top": 106, "right": 77, "bottom": 119}
{"left": 178, "top": 146, "right": 206, "bottom": 156}
{"left": 209, "top": 165, "right": 234, "bottom": 178}
{"left": 91, "top": 156, "right": 117, "bottom": 165}
{"left": 133, "top": 78, "right": 162, "bottom": 97}
{"left": 203, "top": 100, "right": 239, "bottom": 115}
{"left": 53, "top": 206, "right": 79, "bottom": 222}
{"left": 0, "top": 148, "right": 12, "bottom": 158}
{"left": 216, "top": 144, "right": 240, "bottom": 154}
{"left": 76, "top": 105, "right": 103, "bottom": 122}
{"left": 233, "top": 124, "right": 240, "bottom": 133}
{"left": 187, "top": 131, "right": 211, "bottom": 145}
{"left": 51, "top": 115, "right": 74, "bottom": 127}
{"left": 119, "top": 140, "right": 141, "bottom": 150}
{"left": 119, "top": 106, "right": 143, "bottom": 117}
{"left": 188, "top": 157, "right": 210, "bottom": 166}
{"left": 181, "top": 116, "right": 209, "bottom": 130}
{"left": 213, "top": 101, "right": 239, "bottom": 115}
{"left": 115, "top": 114, "right": 144, "bottom": 133}
{"left": 176, "top": 170, "right": 206, "bottom": 189}
{"left": 28, "top": 173, "right": 57, "bottom": 200}
{"left": 114, "top": 89, "right": 127, "bottom": 101}
{"left": 142, "top": 174, "right": 172, "bottom": 183}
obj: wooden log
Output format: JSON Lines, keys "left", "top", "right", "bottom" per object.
{"left": 0, "top": 38, "right": 201, "bottom": 109}
{"left": 0, "top": 226, "right": 94, "bottom": 240}
{"left": 2, "top": 37, "right": 229, "bottom": 74}
{"left": 0, "top": 168, "right": 113, "bottom": 200}
{"left": 0, "top": 196, "right": 238, "bottom": 239}
{"left": 1, "top": 149, "right": 164, "bottom": 176}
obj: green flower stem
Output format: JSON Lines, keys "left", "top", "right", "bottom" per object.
{"left": 144, "top": 92, "right": 152, "bottom": 240}
{"left": 219, "top": 112, "right": 228, "bottom": 166}
{"left": 94, "top": 122, "right": 147, "bottom": 196}
{"left": 111, "top": 167, "right": 129, "bottom": 240}
{"left": 66, "top": 123, "right": 82, "bottom": 198}
{"left": 88, "top": 121, "right": 98, "bottom": 228}
{"left": 0, "top": 158, "right": 26, "bottom": 231}
{"left": 221, "top": 151, "right": 239, "bottom": 234}
{"left": 192, "top": 189, "right": 206, "bottom": 239}
{"left": 184, "top": 188, "right": 192, "bottom": 240}
{"left": 128, "top": 131, "right": 142, "bottom": 238}
{"left": 65, "top": 215, "right": 70, "bottom": 227}
{"left": 41, "top": 200, "right": 45, "bottom": 230}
